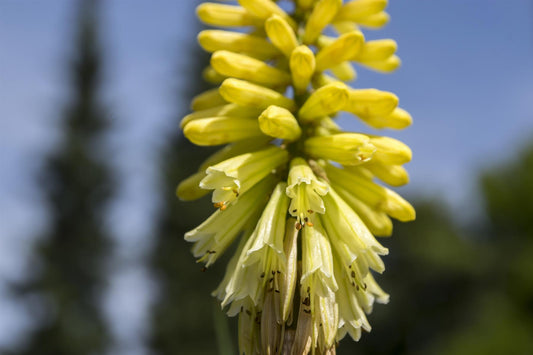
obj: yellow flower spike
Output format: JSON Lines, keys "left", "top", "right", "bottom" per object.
{"left": 330, "top": 61, "right": 357, "bottom": 82}
{"left": 290, "top": 45, "right": 316, "bottom": 94}
{"left": 344, "top": 88, "right": 399, "bottom": 118}
{"left": 198, "top": 30, "right": 279, "bottom": 60}
{"left": 201, "top": 66, "right": 226, "bottom": 84}
{"left": 183, "top": 116, "right": 264, "bottom": 146}
{"left": 334, "top": 0, "right": 388, "bottom": 23}
{"left": 286, "top": 157, "right": 329, "bottom": 228}
{"left": 298, "top": 82, "right": 349, "bottom": 122}
{"left": 219, "top": 78, "right": 297, "bottom": 111}
{"left": 200, "top": 146, "right": 288, "bottom": 206}
{"left": 211, "top": 50, "right": 291, "bottom": 88}
{"left": 368, "top": 135, "right": 412, "bottom": 165}
{"left": 359, "top": 54, "right": 401, "bottom": 73}
{"left": 181, "top": 103, "right": 262, "bottom": 129}
{"left": 315, "top": 31, "right": 365, "bottom": 71}
{"left": 365, "top": 162, "right": 410, "bottom": 187}
{"left": 184, "top": 1, "right": 415, "bottom": 351}
{"left": 197, "top": 3, "right": 262, "bottom": 27}
{"left": 303, "top": 0, "right": 343, "bottom": 44}
{"left": 190, "top": 88, "right": 227, "bottom": 111}
{"left": 185, "top": 175, "right": 277, "bottom": 267}
{"left": 265, "top": 15, "right": 298, "bottom": 58}
{"left": 357, "top": 10, "right": 390, "bottom": 29}
{"left": 237, "top": 0, "right": 297, "bottom": 28}
{"left": 258, "top": 105, "right": 302, "bottom": 141}
{"left": 305, "top": 133, "right": 376, "bottom": 166}
{"left": 359, "top": 107, "right": 413, "bottom": 130}
{"left": 354, "top": 38, "right": 397, "bottom": 62}
{"left": 333, "top": 184, "right": 393, "bottom": 236}
{"left": 176, "top": 171, "right": 210, "bottom": 201}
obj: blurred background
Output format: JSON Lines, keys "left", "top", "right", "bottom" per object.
{"left": 1, "top": 0, "right": 532, "bottom": 354}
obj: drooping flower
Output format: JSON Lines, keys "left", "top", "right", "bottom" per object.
{"left": 179, "top": 0, "right": 415, "bottom": 353}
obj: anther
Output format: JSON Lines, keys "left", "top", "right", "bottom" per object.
{"left": 351, "top": 271, "right": 355, "bottom": 278}
{"left": 296, "top": 222, "right": 302, "bottom": 230}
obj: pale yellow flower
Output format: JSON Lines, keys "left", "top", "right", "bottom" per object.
{"left": 180, "top": 1, "right": 415, "bottom": 353}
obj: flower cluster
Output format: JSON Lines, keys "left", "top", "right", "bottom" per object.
{"left": 178, "top": 0, "right": 415, "bottom": 353}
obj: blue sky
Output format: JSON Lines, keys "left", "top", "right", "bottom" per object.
{"left": 0, "top": 0, "right": 532, "bottom": 352}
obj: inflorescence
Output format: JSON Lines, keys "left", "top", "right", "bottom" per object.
{"left": 178, "top": 0, "right": 415, "bottom": 354}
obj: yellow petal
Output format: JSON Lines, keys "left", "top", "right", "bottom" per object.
{"left": 359, "top": 107, "right": 412, "bottom": 130}
{"left": 237, "top": 0, "right": 297, "bottom": 28}
{"left": 219, "top": 78, "right": 296, "bottom": 111}
{"left": 212, "top": 50, "right": 291, "bottom": 88}
{"left": 265, "top": 15, "right": 298, "bottom": 57}
{"left": 365, "top": 162, "right": 410, "bottom": 186}
{"left": 330, "top": 61, "right": 357, "bottom": 82}
{"left": 315, "top": 31, "right": 365, "bottom": 71}
{"left": 359, "top": 54, "right": 401, "bottom": 73}
{"left": 357, "top": 11, "right": 390, "bottom": 29}
{"left": 355, "top": 39, "right": 397, "bottom": 62}
{"left": 181, "top": 103, "right": 262, "bottom": 129}
{"left": 198, "top": 30, "right": 278, "bottom": 60}
{"left": 368, "top": 135, "right": 412, "bottom": 165}
{"left": 299, "top": 82, "right": 349, "bottom": 122}
{"left": 303, "top": 0, "right": 343, "bottom": 44}
{"left": 344, "top": 88, "right": 398, "bottom": 118}
{"left": 290, "top": 45, "right": 316, "bottom": 93}
{"left": 258, "top": 105, "right": 302, "bottom": 141}
{"left": 183, "top": 116, "right": 264, "bottom": 146}
{"left": 334, "top": 0, "right": 388, "bottom": 22}
{"left": 197, "top": 3, "right": 262, "bottom": 27}
{"left": 305, "top": 133, "right": 375, "bottom": 165}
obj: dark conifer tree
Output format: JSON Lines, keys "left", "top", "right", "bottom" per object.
{"left": 12, "top": 1, "right": 113, "bottom": 354}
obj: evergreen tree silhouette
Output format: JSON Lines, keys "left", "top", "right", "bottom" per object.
{"left": 148, "top": 19, "right": 230, "bottom": 355}
{"left": 12, "top": 1, "right": 113, "bottom": 354}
